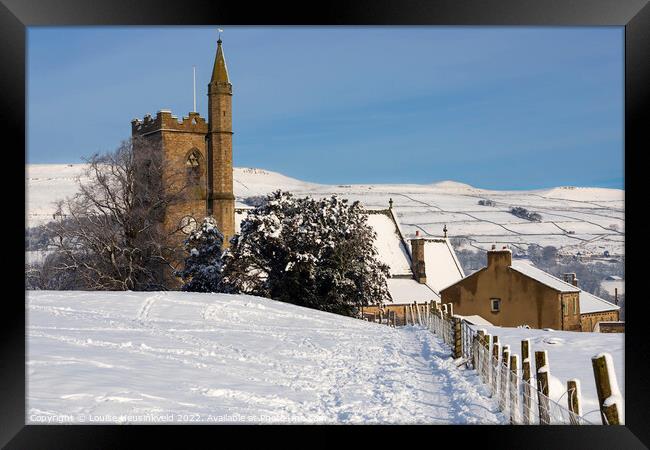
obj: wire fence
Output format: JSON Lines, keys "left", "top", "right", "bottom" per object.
{"left": 426, "top": 309, "right": 454, "bottom": 347}
{"left": 425, "top": 304, "right": 597, "bottom": 425}
{"left": 361, "top": 300, "right": 619, "bottom": 426}
{"left": 473, "top": 338, "right": 595, "bottom": 425}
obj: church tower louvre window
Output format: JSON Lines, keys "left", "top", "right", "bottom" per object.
{"left": 186, "top": 148, "right": 201, "bottom": 167}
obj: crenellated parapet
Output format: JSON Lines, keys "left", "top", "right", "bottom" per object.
{"left": 131, "top": 110, "right": 208, "bottom": 136}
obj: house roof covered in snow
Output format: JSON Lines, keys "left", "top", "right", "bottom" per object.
{"left": 510, "top": 261, "right": 618, "bottom": 313}
{"left": 605, "top": 275, "right": 623, "bottom": 281}
{"left": 510, "top": 261, "right": 580, "bottom": 293}
{"left": 456, "top": 315, "right": 493, "bottom": 327}
{"left": 386, "top": 278, "right": 440, "bottom": 303}
{"left": 421, "top": 239, "right": 465, "bottom": 294}
{"left": 579, "top": 290, "right": 620, "bottom": 314}
{"left": 366, "top": 211, "right": 413, "bottom": 276}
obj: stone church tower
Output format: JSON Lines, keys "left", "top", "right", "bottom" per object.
{"left": 131, "top": 37, "right": 236, "bottom": 249}
{"left": 207, "top": 37, "right": 235, "bottom": 242}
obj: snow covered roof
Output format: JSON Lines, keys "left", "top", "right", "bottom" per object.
{"left": 605, "top": 275, "right": 623, "bottom": 281}
{"left": 510, "top": 262, "right": 580, "bottom": 293}
{"left": 580, "top": 290, "right": 620, "bottom": 314}
{"left": 422, "top": 239, "right": 465, "bottom": 294}
{"left": 366, "top": 212, "right": 413, "bottom": 276}
{"left": 386, "top": 278, "right": 440, "bottom": 304}
{"left": 456, "top": 315, "right": 493, "bottom": 326}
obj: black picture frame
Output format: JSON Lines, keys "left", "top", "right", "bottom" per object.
{"left": 4, "top": 0, "right": 648, "bottom": 447}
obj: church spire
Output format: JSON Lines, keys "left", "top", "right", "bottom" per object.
{"left": 211, "top": 38, "right": 230, "bottom": 83}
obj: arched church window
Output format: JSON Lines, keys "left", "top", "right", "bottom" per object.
{"left": 185, "top": 148, "right": 203, "bottom": 184}
{"left": 186, "top": 149, "right": 201, "bottom": 167}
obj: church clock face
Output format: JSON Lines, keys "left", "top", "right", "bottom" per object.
{"left": 180, "top": 216, "right": 198, "bottom": 235}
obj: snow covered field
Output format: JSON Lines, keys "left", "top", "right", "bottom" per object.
{"left": 27, "top": 291, "right": 506, "bottom": 424}
{"left": 26, "top": 164, "right": 624, "bottom": 258}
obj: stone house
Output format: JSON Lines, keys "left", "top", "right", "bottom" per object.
{"left": 440, "top": 246, "right": 620, "bottom": 332}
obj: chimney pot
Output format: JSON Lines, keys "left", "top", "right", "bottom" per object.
{"left": 415, "top": 230, "right": 420, "bottom": 237}
{"left": 487, "top": 246, "right": 512, "bottom": 268}
{"left": 491, "top": 244, "right": 496, "bottom": 250}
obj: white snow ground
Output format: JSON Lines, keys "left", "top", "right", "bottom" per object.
{"left": 26, "top": 164, "right": 624, "bottom": 258}
{"left": 27, "top": 291, "right": 505, "bottom": 424}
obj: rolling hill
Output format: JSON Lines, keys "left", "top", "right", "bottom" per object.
{"left": 26, "top": 164, "right": 624, "bottom": 258}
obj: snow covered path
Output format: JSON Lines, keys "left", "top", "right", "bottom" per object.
{"left": 27, "top": 291, "right": 505, "bottom": 424}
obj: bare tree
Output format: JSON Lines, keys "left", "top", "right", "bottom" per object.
{"left": 46, "top": 137, "right": 192, "bottom": 290}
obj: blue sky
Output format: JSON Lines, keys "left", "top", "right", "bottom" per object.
{"left": 27, "top": 27, "right": 624, "bottom": 189}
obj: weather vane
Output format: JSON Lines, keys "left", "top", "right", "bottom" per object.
{"left": 218, "top": 28, "right": 224, "bottom": 41}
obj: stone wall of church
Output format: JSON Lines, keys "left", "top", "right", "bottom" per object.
{"left": 160, "top": 128, "right": 208, "bottom": 247}
{"left": 132, "top": 110, "right": 210, "bottom": 270}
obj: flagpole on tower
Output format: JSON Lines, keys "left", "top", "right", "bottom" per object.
{"left": 192, "top": 65, "right": 196, "bottom": 113}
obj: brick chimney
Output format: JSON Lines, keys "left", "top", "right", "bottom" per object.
{"left": 411, "top": 231, "right": 426, "bottom": 284}
{"left": 563, "top": 273, "right": 578, "bottom": 287}
{"left": 487, "top": 245, "right": 512, "bottom": 269}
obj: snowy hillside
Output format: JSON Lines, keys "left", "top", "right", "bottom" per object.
{"left": 27, "top": 291, "right": 505, "bottom": 424}
{"left": 26, "top": 164, "right": 624, "bottom": 258}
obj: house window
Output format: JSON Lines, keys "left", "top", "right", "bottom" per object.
{"left": 573, "top": 298, "right": 578, "bottom": 315}
{"left": 562, "top": 300, "right": 568, "bottom": 316}
{"left": 490, "top": 298, "right": 501, "bottom": 312}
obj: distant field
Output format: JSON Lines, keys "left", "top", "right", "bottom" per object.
{"left": 26, "top": 164, "right": 624, "bottom": 258}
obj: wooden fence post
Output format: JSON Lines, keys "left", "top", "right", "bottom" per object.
{"left": 500, "top": 345, "right": 510, "bottom": 412}
{"left": 378, "top": 310, "right": 384, "bottom": 326}
{"left": 483, "top": 333, "right": 492, "bottom": 386}
{"left": 535, "top": 350, "right": 551, "bottom": 424}
{"left": 452, "top": 317, "right": 462, "bottom": 359}
{"left": 567, "top": 379, "right": 582, "bottom": 425}
{"left": 521, "top": 339, "right": 532, "bottom": 424}
{"left": 447, "top": 303, "right": 454, "bottom": 317}
{"left": 510, "top": 354, "right": 519, "bottom": 424}
{"left": 591, "top": 353, "right": 621, "bottom": 425}
{"left": 476, "top": 329, "right": 486, "bottom": 375}
{"left": 412, "top": 301, "right": 418, "bottom": 325}
{"left": 491, "top": 336, "right": 500, "bottom": 397}
{"left": 403, "top": 306, "right": 407, "bottom": 326}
